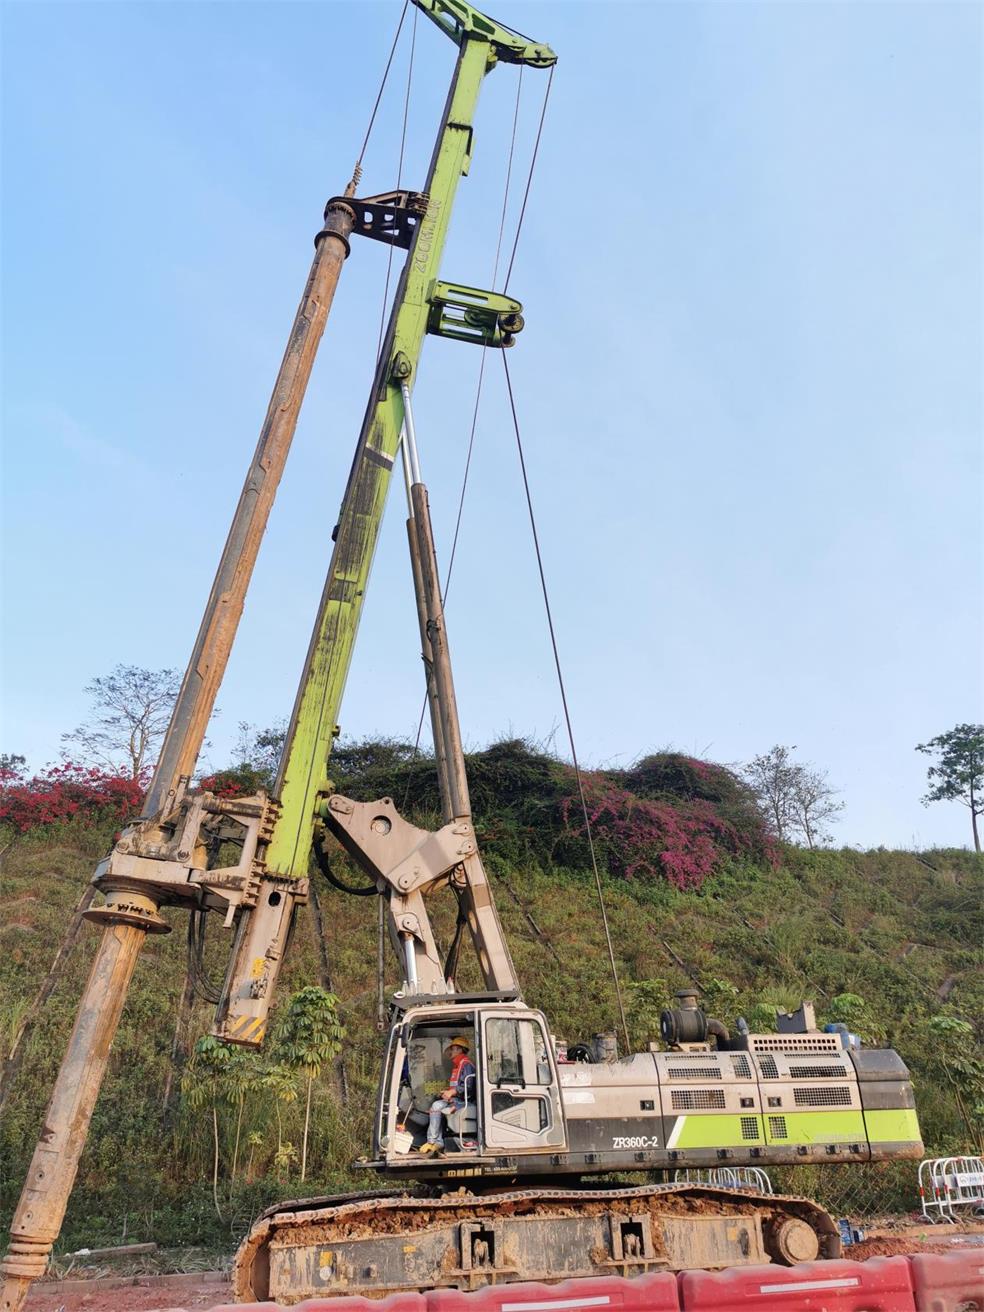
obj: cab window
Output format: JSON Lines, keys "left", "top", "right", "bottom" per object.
{"left": 486, "top": 1017, "right": 551, "bottom": 1086}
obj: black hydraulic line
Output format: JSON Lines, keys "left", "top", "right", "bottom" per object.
{"left": 186, "top": 910, "right": 222, "bottom": 1005}
{"left": 313, "top": 836, "right": 378, "bottom": 897}
{"left": 442, "top": 891, "right": 469, "bottom": 985}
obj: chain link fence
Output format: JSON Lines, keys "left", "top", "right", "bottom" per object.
{"left": 771, "top": 1160, "right": 920, "bottom": 1219}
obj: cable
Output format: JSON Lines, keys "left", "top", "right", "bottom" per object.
{"left": 350, "top": 0, "right": 411, "bottom": 190}
{"left": 444, "top": 66, "right": 523, "bottom": 594}
{"left": 377, "top": 3, "right": 418, "bottom": 359}
{"left": 285, "top": 3, "right": 418, "bottom": 880}
{"left": 503, "top": 65, "right": 554, "bottom": 294}
{"left": 186, "top": 909, "right": 222, "bottom": 1005}
{"left": 501, "top": 350, "right": 632, "bottom": 1055}
{"left": 401, "top": 68, "right": 524, "bottom": 810}
{"left": 313, "top": 835, "right": 378, "bottom": 897}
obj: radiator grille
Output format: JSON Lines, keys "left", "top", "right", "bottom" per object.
{"left": 752, "top": 1035, "right": 842, "bottom": 1054}
{"left": 758, "top": 1056, "right": 780, "bottom": 1079}
{"left": 731, "top": 1054, "right": 753, "bottom": 1079}
{"left": 768, "top": 1115, "right": 789, "bottom": 1138}
{"left": 793, "top": 1086, "right": 852, "bottom": 1107}
{"left": 671, "top": 1088, "right": 727, "bottom": 1110}
{"left": 788, "top": 1064, "right": 848, "bottom": 1079}
{"left": 741, "top": 1116, "right": 760, "bottom": 1140}
{"left": 667, "top": 1066, "right": 722, "bottom": 1080}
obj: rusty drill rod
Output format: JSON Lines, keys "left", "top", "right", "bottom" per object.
{"left": 1, "top": 194, "right": 357, "bottom": 1312}
{"left": 144, "top": 196, "right": 357, "bottom": 819}
{"left": 1, "top": 920, "right": 149, "bottom": 1312}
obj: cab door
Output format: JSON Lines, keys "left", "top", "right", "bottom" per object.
{"left": 480, "top": 1011, "right": 566, "bottom": 1151}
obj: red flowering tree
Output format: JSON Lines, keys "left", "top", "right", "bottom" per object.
{"left": 0, "top": 762, "right": 145, "bottom": 834}
{"left": 561, "top": 766, "right": 776, "bottom": 892}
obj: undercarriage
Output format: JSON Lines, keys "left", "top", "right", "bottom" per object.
{"left": 234, "top": 1183, "right": 842, "bottom": 1304}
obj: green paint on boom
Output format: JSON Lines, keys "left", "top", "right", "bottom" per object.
{"left": 266, "top": 2, "right": 556, "bottom": 880}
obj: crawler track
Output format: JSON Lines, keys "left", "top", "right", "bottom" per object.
{"left": 234, "top": 1184, "right": 841, "bottom": 1304}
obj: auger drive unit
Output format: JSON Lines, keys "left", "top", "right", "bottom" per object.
{"left": 1, "top": 2, "right": 922, "bottom": 1309}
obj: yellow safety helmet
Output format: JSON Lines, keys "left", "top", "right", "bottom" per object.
{"left": 445, "top": 1035, "right": 471, "bottom": 1053}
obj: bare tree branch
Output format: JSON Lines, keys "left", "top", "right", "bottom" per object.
{"left": 742, "top": 744, "right": 843, "bottom": 849}
{"left": 61, "top": 664, "right": 180, "bottom": 779}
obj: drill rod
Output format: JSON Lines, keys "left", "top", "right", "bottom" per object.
{"left": 144, "top": 197, "right": 356, "bottom": 819}
{"left": 0, "top": 194, "right": 356, "bottom": 1312}
{"left": 1, "top": 922, "right": 147, "bottom": 1312}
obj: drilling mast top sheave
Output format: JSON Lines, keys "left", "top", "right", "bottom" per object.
{"left": 0, "top": 6, "right": 555, "bottom": 1309}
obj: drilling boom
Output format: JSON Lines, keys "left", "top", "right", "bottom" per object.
{"left": 0, "top": 5, "right": 555, "bottom": 1308}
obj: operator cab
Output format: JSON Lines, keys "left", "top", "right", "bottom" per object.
{"left": 374, "top": 999, "right": 567, "bottom": 1168}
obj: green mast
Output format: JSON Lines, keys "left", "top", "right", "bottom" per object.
{"left": 266, "top": 0, "right": 556, "bottom": 880}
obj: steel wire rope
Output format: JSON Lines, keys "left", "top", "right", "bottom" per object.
{"left": 281, "top": 1, "right": 417, "bottom": 883}
{"left": 401, "top": 68, "right": 525, "bottom": 811}
{"left": 350, "top": 0, "right": 410, "bottom": 190}
{"left": 173, "top": 5, "right": 413, "bottom": 1017}
{"left": 500, "top": 350, "right": 632, "bottom": 1055}
{"left": 485, "top": 69, "right": 632, "bottom": 1041}
{"left": 503, "top": 66, "right": 554, "bottom": 294}
{"left": 377, "top": 3, "right": 418, "bottom": 358}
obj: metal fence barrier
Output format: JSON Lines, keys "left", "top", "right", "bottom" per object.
{"left": 918, "top": 1155, "right": 984, "bottom": 1223}
{"left": 673, "top": 1167, "right": 774, "bottom": 1194}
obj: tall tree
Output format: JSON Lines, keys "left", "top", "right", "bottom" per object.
{"left": 61, "top": 664, "right": 180, "bottom": 779}
{"left": 916, "top": 723, "right": 984, "bottom": 852}
{"left": 273, "top": 986, "right": 343, "bottom": 1182}
{"left": 790, "top": 762, "right": 844, "bottom": 851}
{"left": 181, "top": 1035, "right": 235, "bottom": 1219}
{"left": 743, "top": 745, "right": 843, "bottom": 848}
{"left": 742, "top": 745, "right": 800, "bottom": 842}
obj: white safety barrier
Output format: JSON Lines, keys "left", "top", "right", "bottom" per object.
{"left": 918, "top": 1154, "right": 984, "bottom": 1221}
{"left": 673, "top": 1166, "right": 774, "bottom": 1193}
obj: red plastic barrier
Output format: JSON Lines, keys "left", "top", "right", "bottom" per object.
{"left": 295, "top": 1298, "right": 426, "bottom": 1312}
{"left": 678, "top": 1257, "right": 916, "bottom": 1311}
{"left": 209, "top": 1296, "right": 426, "bottom": 1312}
{"left": 214, "top": 1254, "right": 984, "bottom": 1311}
{"left": 909, "top": 1249, "right": 984, "bottom": 1312}
{"left": 209, "top": 1303, "right": 280, "bottom": 1311}
{"left": 428, "top": 1274, "right": 680, "bottom": 1312}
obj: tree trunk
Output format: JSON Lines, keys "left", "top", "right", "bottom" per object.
{"left": 161, "top": 967, "right": 196, "bottom": 1123}
{"left": 232, "top": 1096, "right": 245, "bottom": 1182}
{"left": 211, "top": 1101, "right": 222, "bottom": 1220}
{"left": 301, "top": 1073, "right": 313, "bottom": 1183}
{"left": 803, "top": 813, "right": 815, "bottom": 851}
{"left": 0, "top": 882, "right": 95, "bottom": 1117}
{"left": 971, "top": 780, "right": 980, "bottom": 852}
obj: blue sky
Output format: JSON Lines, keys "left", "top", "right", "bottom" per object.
{"left": 2, "top": 0, "right": 981, "bottom": 850}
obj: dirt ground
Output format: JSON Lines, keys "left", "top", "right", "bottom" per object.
{"left": 845, "top": 1217, "right": 984, "bottom": 1262}
{"left": 23, "top": 1272, "right": 231, "bottom": 1312}
{"left": 22, "top": 1222, "right": 984, "bottom": 1311}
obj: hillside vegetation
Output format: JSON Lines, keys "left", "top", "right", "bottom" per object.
{"left": 1, "top": 740, "right": 981, "bottom": 1253}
